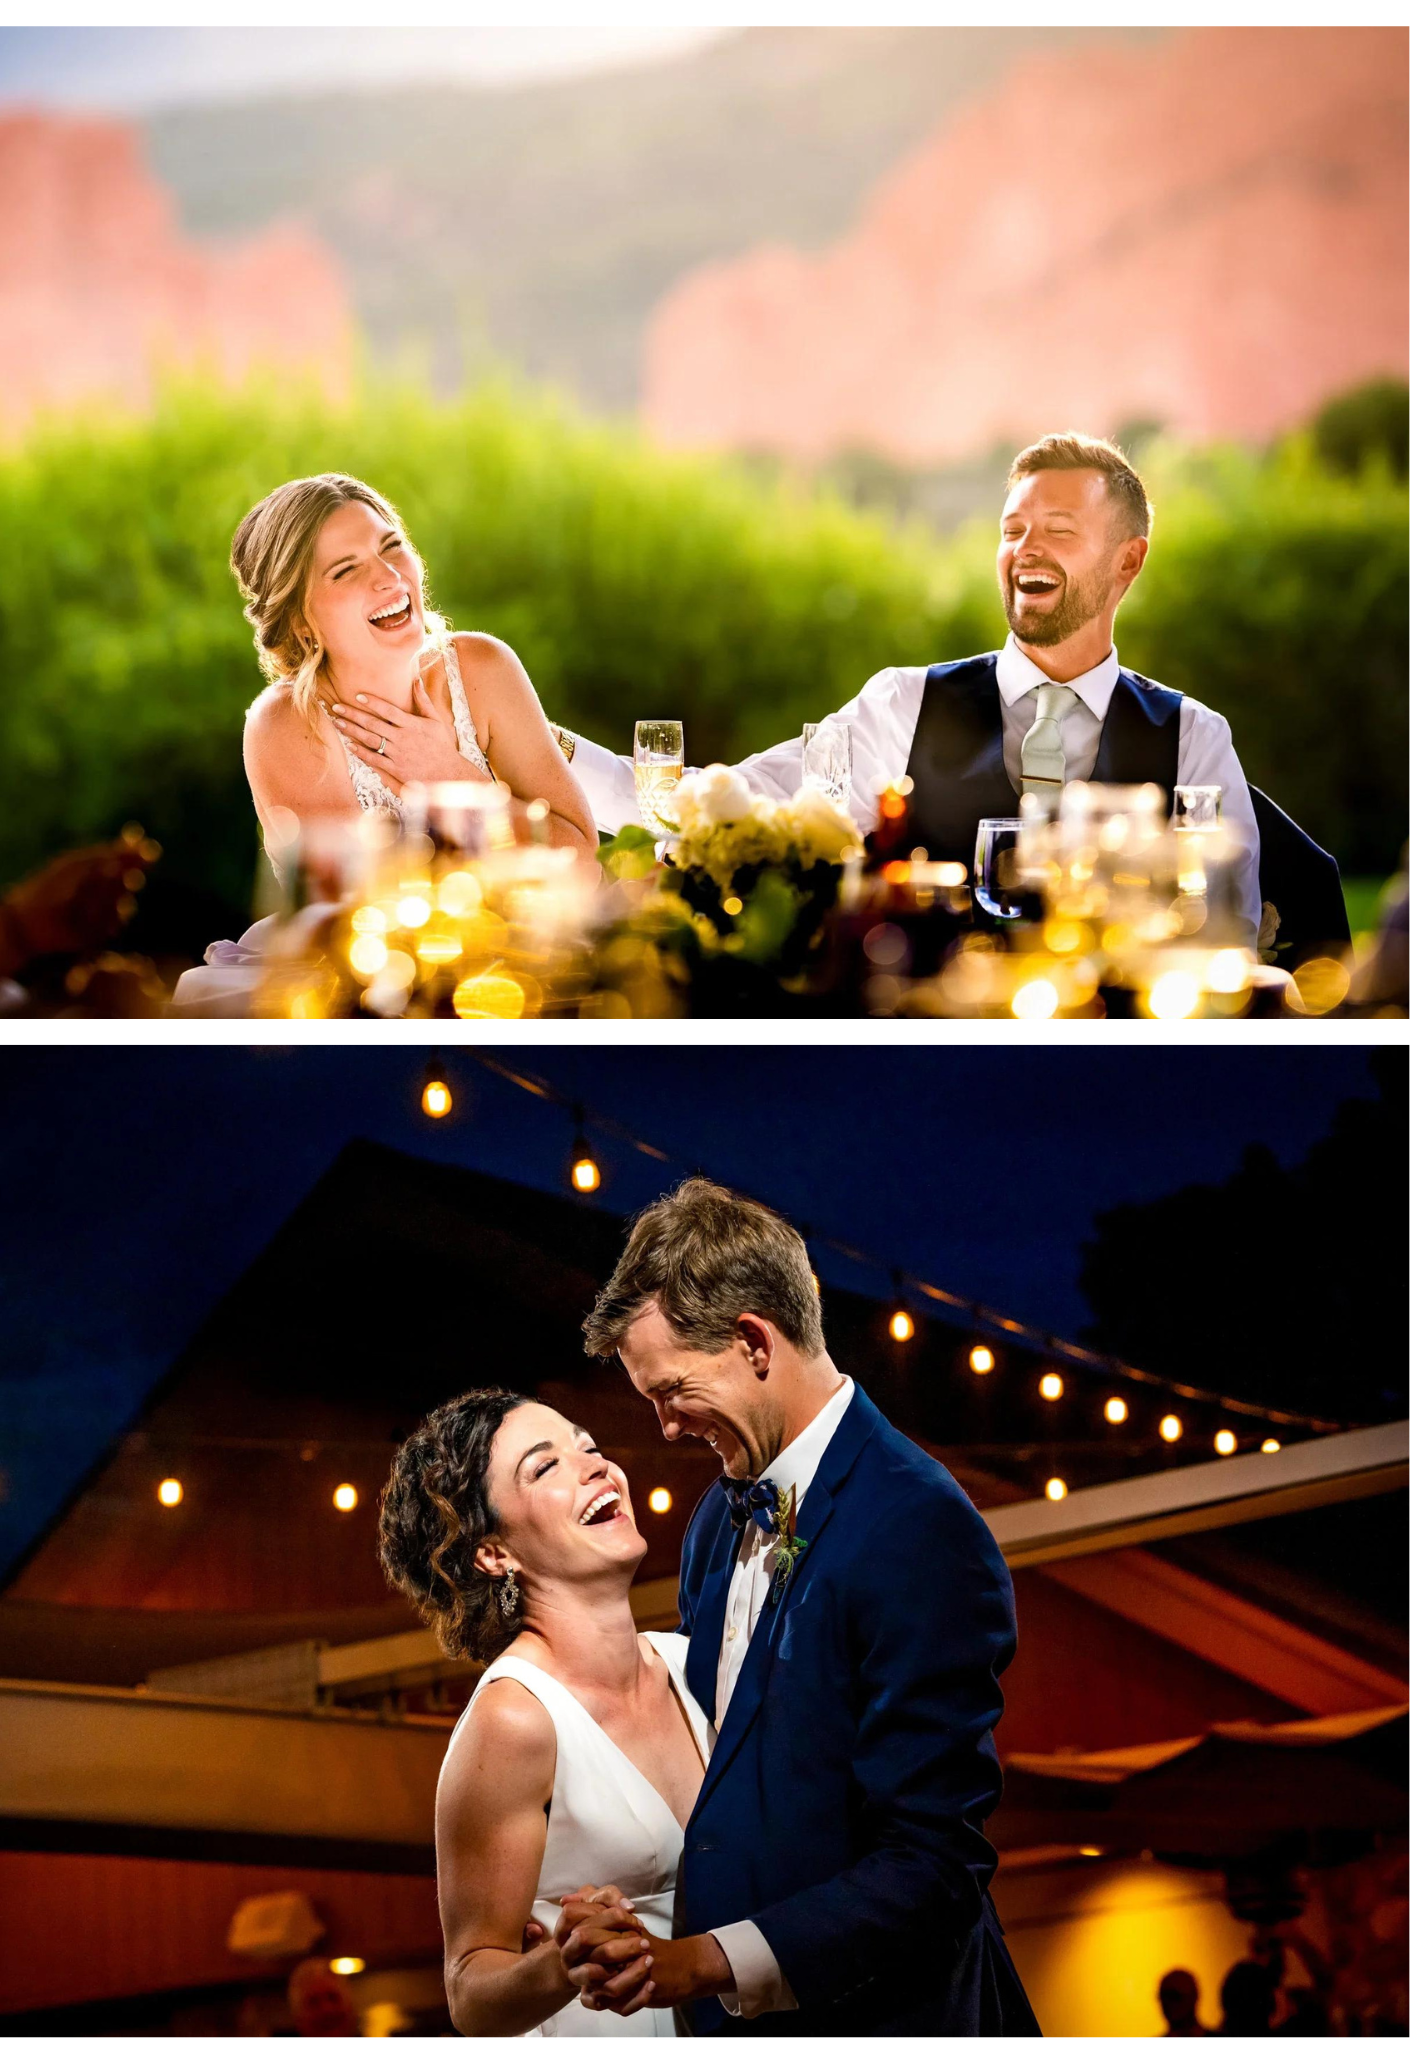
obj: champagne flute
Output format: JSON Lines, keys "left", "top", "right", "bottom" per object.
{"left": 634, "top": 721, "right": 684, "bottom": 838}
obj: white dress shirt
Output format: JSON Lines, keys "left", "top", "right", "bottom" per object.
{"left": 707, "top": 1375, "right": 855, "bottom": 2022}
{"left": 565, "top": 639, "right": 1261, "bottom": 940}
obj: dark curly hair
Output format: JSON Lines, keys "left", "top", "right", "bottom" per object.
{"left": 378, "top": 1388, "right": 531, "bottom": 1663}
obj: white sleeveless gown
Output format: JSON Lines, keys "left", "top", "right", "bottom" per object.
{"left": 170, "top": 639, "right": 491, "bottom": 1013}
{"left": 446, "top": 1631, "right": 711, "bottom": 2039}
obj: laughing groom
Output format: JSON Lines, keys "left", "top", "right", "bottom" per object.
{"left": 562, "top": 1178, "right": 1039, "bottom": 2037}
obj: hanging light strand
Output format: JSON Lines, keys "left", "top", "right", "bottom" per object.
{"left": 456, "top": 1054, "right": 1341, "bottom": 1436}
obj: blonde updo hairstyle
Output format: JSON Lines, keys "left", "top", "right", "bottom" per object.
{"left": 231, "top": 472, "right": 450, "bottom": 722}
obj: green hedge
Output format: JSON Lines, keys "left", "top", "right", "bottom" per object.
{"left": 0, "top": 380, "right": 1404, "bottom": 923}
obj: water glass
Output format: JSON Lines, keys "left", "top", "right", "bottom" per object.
{"left": 1174, "top": 785, "right": 1223, "bottom": 828}
{"left": 801, "top": 722, "right": 853, "bottom": 809}
{"left": 634, "top": 720, "right": 684, "bottom": 837}
{"left": 974, "top": 817, "right": 1027, "bottom": 921}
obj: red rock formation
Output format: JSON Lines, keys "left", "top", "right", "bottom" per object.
{"left": 0, "top": 111, "right": 352, "bottom": 434}
{"left": 642, "top": 28, "right": 1409, "bottom": 463}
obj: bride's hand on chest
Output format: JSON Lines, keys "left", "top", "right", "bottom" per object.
{"left": 327, "top": 677, "right": 486, "bottom": 791}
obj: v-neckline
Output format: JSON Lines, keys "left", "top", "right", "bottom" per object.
{"left": 511, "top": 1639, "right": 707, "bottom": 1836}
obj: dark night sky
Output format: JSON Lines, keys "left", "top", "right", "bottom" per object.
{"left": 0, "top": 1044, "right": 1384, "bottom": 1572}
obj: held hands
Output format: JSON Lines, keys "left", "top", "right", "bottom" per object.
{"left": 555, "top": 1885, "right": 657, "bottom": 2017}
{"left": 327, "top": 677, "right": 488, "bottom": 793}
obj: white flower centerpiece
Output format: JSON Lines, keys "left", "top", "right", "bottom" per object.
{"left": 661, "top": 764, "right": 860, "bottom": 978}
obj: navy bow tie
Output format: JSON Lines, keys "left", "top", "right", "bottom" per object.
{"left": 723, "top": 1475, "right": 780, "bottom": 1535}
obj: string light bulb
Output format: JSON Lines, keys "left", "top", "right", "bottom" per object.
{"left": 1104, "top": 1396, "right": 1128, "bottom": 1424}
{"left": 1261, "top": 1438, "right": 1282, "bottom": 1454}
{"left": 157, "top": 1477, "right": 183, "bottom": 1508}
{"left": 329, "top": 1958, "right": 365, "bottom": 1977}
{"left": 1159, "top": 1414, "right": 1182, "bottom": 1443}
{"left": 1045, "top": 1477, "right": 1068, "bottom": 1502}
{"left": 422, "top": 1077, "right": 452, "bottom": 1119}
{"left": 1214, "top": 1429, "right": 1237, "bottom": 1456}
{"left": 969, "top": 1345, "right": 995, "bottom": 1375}
{"left": 648, "top": 1487, "right": 672, "bottom": 1515}
{"left": 889, "top": 1308, "right": 915, "bottom": 1343}
{"left": 567, "top": 1110, "right": 601, "bottom": 1193}
{"left": 1039, "top": 1373, "right": 1064, "bottom": 1401}
{"left": 333, "top": 1483, "right": 359, "bottom": 1512}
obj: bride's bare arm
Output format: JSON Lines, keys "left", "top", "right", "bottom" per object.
{"left": 459, "top": 634, "right": 599, "bottom": 857}
{"left": 436, "top": 1678, "right": 584, "bottom": 2036}
{"left": 243, "top": 688, "right": 357, "bottom": 827}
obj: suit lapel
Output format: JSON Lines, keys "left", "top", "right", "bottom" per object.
{"left": 684, "top": 1498, "right": 737, "bottom": 1720}
{"left": 689, "top": 1386, "right": 882, "bottom": 1816}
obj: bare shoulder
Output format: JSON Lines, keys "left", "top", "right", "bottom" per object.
{"left": 451, "top": 630, "right": 532, "bottom": 694}
{"left": 443, "top": 1674, "right": 555, "bottom": 1792}
{"left": 243, "top": 683, "right": 317, "bottom": 761}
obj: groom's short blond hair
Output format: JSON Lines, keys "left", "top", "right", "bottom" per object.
{"left": 584, "top": 1177, "right": 824, "bottom": 1360}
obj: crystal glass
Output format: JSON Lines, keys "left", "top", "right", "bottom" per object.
{"left": 1174, "top": 784, "right": 1223, "bottom": 828}
{"left": 801, "top": 721, "right": 853, "bottom": 808}
{"left": 403, "top": 779, "right": 514, "bottom": 858}
{"left": 973, "top": 816, "right": 1027, "bottom": 921}
{"left": 633, "top": 720, "right": 684, "bottom": 837}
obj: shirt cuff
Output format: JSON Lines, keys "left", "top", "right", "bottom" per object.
{"left": 709, "top": 1920, "right": 798, "bottom": 2019}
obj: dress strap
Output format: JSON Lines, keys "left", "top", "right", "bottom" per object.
{"left": 440, "top": 635, "right": 493, "bottom": 777}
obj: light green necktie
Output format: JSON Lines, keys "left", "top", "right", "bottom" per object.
{"left": 1020, "top": 683, "right": 1079, "bottom": 797}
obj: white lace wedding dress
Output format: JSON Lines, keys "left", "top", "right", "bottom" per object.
{"left": 169, "top": 641, "right": 490, "bottom": 1014}
{"left": 447, "top": 1631, "right": 710, "bottom": 2038}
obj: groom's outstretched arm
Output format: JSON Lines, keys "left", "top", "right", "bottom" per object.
{"left": 747, "top": 1488, "right": 1016, "bottom": 2016}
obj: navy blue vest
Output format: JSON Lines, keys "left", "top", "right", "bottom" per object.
{"left": 902, "top": 653, "right": 1182, "bottom": 866}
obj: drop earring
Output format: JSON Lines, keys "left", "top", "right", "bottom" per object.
{"left": 497, "top": 1569, "right": 521, "bottom": 1619}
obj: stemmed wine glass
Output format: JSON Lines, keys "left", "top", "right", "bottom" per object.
{"left": 801, "top": 722, "right": 853, "bottom": 809}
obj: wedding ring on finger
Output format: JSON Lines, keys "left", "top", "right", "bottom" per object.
{"left": 378, "top": 735, "right": 388, "bottom": 755}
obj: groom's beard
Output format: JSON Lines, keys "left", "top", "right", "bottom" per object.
{"left": 1002, "top": 562, "right": 1110, "bottom": 647}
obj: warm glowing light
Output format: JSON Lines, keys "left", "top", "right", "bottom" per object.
{"left": 648, "top": 1487, "right": 672, "bottom": 1515}
{"left": 1044, "top": 918, "right": 1087, "bottom": 957}
{"left": 350, "top": 904, "right": 388, "bottom": 934}
{"left": 437, "top": 870, "right": 482, "bottom": 918}
{"left": 1104, "top": 1396, "right": 1129, "bottom": 1425}
{"left": 969, "top": 1345, "right": 995, "bottom": 1375}
{"left": 422, "top": 1079, "right": 452, "bottom": 1118}
{"left": 1012, "top": 977, "right": 1059, "bottom": 1021}
{"left": 1206, "top": 948, "right": 1251, "bottom": 995}
{"left": 158, "top": 1477, "right": 183, "bottom": 1507}
{"left": 396, "top": 894, "right": 432, "bottom": 929}
{"left": 348, "top": 934, "right": 389, "bottom": 978}
{"left": 1146, "top": 971, "right": 1201, "bottom": 1020}
{"left": 452, "top": 972, "right": 526, "bottom": 1020}
{"left": 1159, "top": 1414, "right": 1182, "bottom": 1443}
{"left": 1079, "top": 1846, "right": 1103, "bottom": 1858}
{"left": 415, "top": 926, "right": 463, "bottom": 965}
{"left": 329, "top": 1957, "right": 365, "bottom": 1977}
{"left": 889, "top": 1309, "right": 915, "bottom": 1343}
{"left": 1214, "top": 1429, "right": 1237, "bottom": 1456}
{"left": 333, "top": 1483, "right": 359, "bottom": 1512}
{"left": 722, "top": 895, "right": 744, "bottom": 917}
{"left": 1045, "top": 1477, "right": 1068, "bottom": 1502}
{"left": 809, "top": 1272, "right": 820, "bottom": 1294}
{"left": 1261, "top": 1438, "right": 1282, "bottom": 1454}
{"left": 1039, "top": 1372, "right": 1064, "bottom": 1401}
{"left": 571, "top": 1152, "right": 601, "bottom": 1194}
{"left": 1290, "top": 955, "right": 1351, "bottom": 1016}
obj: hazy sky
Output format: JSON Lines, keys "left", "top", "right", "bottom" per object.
{"left": 0, "top": 26, "right": 725, "bottom": 114}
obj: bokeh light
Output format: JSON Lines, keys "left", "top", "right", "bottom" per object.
{"left": 1039, "top": 1372, "right": 1064, "bottom": 1401}
{"left": 421, "top": 1078, "right": 452, "bottom": 1118}
{"left": 157, "top": 1477, "right": 183, "bottom": 1507}
{"left": 648, "top": 1487, "right": 672, "bottom": 1515}
{"left": 1159, "top": 1414, "right": 1183, "bottom": 1443}
{"left": 1045, "top": 1477, "right": 1068, "bottom": 1502}
{"left": 969, "top": 1345, "right": 995, "bottom": 1375}
{"left": 1104, "top": 1396, "right": 1128, "bottom": 1424}
{"left": 333, "top": 1483, "right": 359, "bottom": 1512}
{"left": 889, "top": 1308, "right": 914, "bottom": 1342}
{"left": 1214, "top": 1429, "right": 1237, "bottom": 1456}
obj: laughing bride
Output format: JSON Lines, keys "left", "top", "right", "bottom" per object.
{"left": 170, "top": 473, "right": 596, "bottom": 1011}
{"left": 235, "top": 473, "right": 595, "bottom": 856}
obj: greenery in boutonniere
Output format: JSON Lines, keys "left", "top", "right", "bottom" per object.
{"left": 770, "top": 1483, "right": 809, "bottom": 1605}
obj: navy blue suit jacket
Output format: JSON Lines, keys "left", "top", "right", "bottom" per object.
{"left": 677, "top": 1383, "right": 1038, "bottom": 2036}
